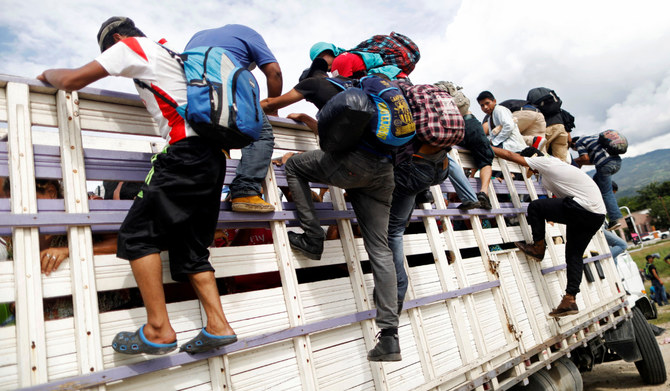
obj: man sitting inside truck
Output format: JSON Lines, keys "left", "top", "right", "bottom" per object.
{"left": 37, "top": 16, "right": 237, "bottom": 355}
{"left": 492, "top": 147, "right": 606, "bottom": 317}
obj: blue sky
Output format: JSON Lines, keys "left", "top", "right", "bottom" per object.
{"left": 2, "top": 0, "right": 670, "bottom": 157}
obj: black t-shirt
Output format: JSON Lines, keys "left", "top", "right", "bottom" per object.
{"left": 294, "top": 76, "right": 350, "bottom": 110}
{"left": 645, "top": 263, "right": 660, "bottom": 282}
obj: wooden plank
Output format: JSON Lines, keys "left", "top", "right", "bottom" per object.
{"left": 56, "top": 90, "right": 105, "bottom": 381}
{"left": 7, "top": 81, "right": 48, "bottom": 386}
{"left": 329, "top": 185, "right": 388, "bottom": 390}
{"left": 264, "top": 156, "right": 318, "bottom": 390}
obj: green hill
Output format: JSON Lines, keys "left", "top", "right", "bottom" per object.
{"left": 586, "top": 149, "right": 670, "bottom": 200}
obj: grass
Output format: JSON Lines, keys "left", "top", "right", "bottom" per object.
{"left": 629, "top": 240, "right": 670, "bottom": 325}
{"left": 630, "top": 239, "right": 670, "bottom": 279}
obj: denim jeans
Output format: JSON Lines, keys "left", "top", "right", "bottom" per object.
{"left": 388, "top": 155, "right": 450, "bottom": 306}
{"left": 285, "top": 149, "right": 398, "bottom": 329}
{"left": 446, "top": 155, "right": 479, "bottom": 203}
{"left": 602, "top": 223, "right": 627, "bottom": 263}
{"left": 230, "top": 113, "right": 274, "bottom": 199}
{"left": 592, "top": 159, "right": 623, "bottom": 221}
{"left": 526, "top": 197, "right": 605, "bottom": 296}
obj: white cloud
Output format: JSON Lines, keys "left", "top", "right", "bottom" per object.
{"left": 1, "top": 0, "right": 669, "bottom": 155}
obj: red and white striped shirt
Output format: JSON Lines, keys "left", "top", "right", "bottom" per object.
{"left": 95, "top": 37, "right": 197, "bottom": 144}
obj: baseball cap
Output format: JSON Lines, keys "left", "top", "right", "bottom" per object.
{"left": 97, "top": 16, "right": 130, "bottom": 52}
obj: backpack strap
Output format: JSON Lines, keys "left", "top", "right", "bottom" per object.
{"left": 133, "top": 79, "right": 178, "bottom": 110}
{"left": 132, "top": 41, "right": 186, "bottom": 110}
{"left": 325, "top": 77, "right": 353, "bottom": 90}
{"left": 155, "top": 42, "right": 184, "bottom": 67}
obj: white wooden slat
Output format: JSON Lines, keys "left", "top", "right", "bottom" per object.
{"left": 44, "top": 318, "right": 77, "bottom": 381}
{"left": 7, "top": 82, "right": 48, "bottom": 387}
{"left": 311, "top": 325, "right": 375, "bottom": 391}
{"left": 56, "top": 90, "right": 105, "bottom": 381}
{"left": 228, "top": 340, "right": 302, "bottom": 390}
{"left": 0, "top": 324, "right": 19, "bottom": 390}
{"left": 0, "top": 87, "right": 7, "bottom": 122}
{"left": 0, "top": 261, "right": 14, "bottom": 301}
{"left": 264, "top": 158, "right": 317, "bottom": 390}
{"left": 107, "top": 361, "right": 211, "bottom": 391}
{"left": 329, "top": 185, "right": 388, "bottom": 390}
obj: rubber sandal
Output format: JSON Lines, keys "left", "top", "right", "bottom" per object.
{"left": 180, "top": 327, "right": 238, "bottom": 354}
{"left": 112, "top": 325, "right": 177, "bottom": 355}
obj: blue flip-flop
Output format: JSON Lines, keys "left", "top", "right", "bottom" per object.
{"left": 112, "top": 325, "right": 177, "bottom": 355}
{"left": 180, "top": 327, "right": 237, "bottom": 354}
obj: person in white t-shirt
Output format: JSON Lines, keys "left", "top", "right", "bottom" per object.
{"left": 37, "top": 17, "right": 237, "bottom": 355}
{"left": 492, "top": 146, "right": 606, "bottom": 317}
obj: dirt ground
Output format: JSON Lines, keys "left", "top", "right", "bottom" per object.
{"left": 581, "top": 304, "right": 670, "bottom": 390}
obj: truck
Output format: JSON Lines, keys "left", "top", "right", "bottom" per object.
{"left": 0, "top": 74, "right": 666, "bottom": 390}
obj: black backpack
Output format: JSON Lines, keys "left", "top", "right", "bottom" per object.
{"left": 499, "top": 99, "right": 531, "bottom": 113}
{"left": 560, "top": 109, "right": 576, "bottom": 132}
{"left": 527, "top": 87, "right": 562, "bottom": 118}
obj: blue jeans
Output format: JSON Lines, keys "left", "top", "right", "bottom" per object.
{"left": 592, "top": 159, "right": 622, "bottom": 221}
{"left": 388, "top": 155, "right": 450, "bottom": 306}
{"left": 285, "top": 149, "right": 398, "bottom": 329}
{"left": 230, "top": 113, "right": 274, "bottom": 198}
{"left": 446, "top": 155, "right": 478, "bottom": 203}
{"left": 602, "top": 223, "right": 626, "bottom": 264}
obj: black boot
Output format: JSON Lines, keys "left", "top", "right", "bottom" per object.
{"left": 287, "top": 232, "right": 323, "bottom": 260}
{"left": 367, "top": 328, "right": 401, "bottom": 362}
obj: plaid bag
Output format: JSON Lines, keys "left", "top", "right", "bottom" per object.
{"left": 397, "top": 81, "right": 464, "bottom": 148}
{"left": 350, "top": 32, "right": 421, "bottom": 75}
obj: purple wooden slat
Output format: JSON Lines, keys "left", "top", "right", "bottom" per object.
{"left": 16, "top": 279, "right": 498, "bottom": 391}
{"left": 540, "top": 253, "right": 612, "bottom": 275}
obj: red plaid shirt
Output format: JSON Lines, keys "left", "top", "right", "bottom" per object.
{"left": 397, "top": 81, "right": 465, "bottom": 148}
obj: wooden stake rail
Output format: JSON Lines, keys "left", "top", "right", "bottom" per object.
{"left": 0, "top": 75, "right": 627, "bottom": 391}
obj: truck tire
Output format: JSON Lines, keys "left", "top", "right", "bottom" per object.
{"left": 631, "top": 307, "right": 667, "bottom": 384}
{"left": 510, "top": 358, "right": 582, "bottom": 391}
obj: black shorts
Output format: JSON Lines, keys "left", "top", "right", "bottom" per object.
{"left": 460, "top": 116, "right": 494, "bottom": 169}
{"left": 116, "top": 137, "right": 226, "bottom": 282}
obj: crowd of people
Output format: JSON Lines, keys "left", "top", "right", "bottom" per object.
{"left": 5, "top": 16, "right": 631, "bottom": 362}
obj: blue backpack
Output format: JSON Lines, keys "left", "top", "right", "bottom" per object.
{"left": 324, "top": 76, "right": 415, "bottom": 148}
{"left": 358, "top": 75, "right": 415, "bottom": 147}
{"left": 135, "top": 44, "right": 263, "bottom": 149}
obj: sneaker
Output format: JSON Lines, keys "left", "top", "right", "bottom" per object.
{"left": 515, "top": 239, "right": 546, "bottom": 262}
{"left": 548, "top": 294, "right": 578, "bottom": 317}
{"left": 415, "top": 189, "right": 434, "bottom": 205}
{"left": 606, "top": 221, "right": 621, "bottom": 231}
{"left": 477, "top": 192, "right": 492, "bottom": 209}
{"left": 287, "top": 232, "right": 323, "bottom": 260}
{"left": 231, "top": 195, "right": 274, "bottom": 213}
{"left": 367, "top": 329, "right": 402, "bottom": 362}
{"left": 458, "top": 199, "right": 479, "bottom": 210}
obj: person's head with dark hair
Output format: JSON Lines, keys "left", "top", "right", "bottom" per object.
{"left": 519, "top": 147, "right": 545, "bottom": 158}
{"left": 477, "top": 90, "right": 497, "bottom": 116}
{"left": 477, "top": 90, "right": 495, "bottom": 102}
{"left": 0, "top": 177, "right": 8, "bottom": 198}
{"left": 612, "top": 181, "right": 618, "bottom": 193}
{"left": 518, "top": 147, "right": 545, "bottom": 178}
{"left": 2, "top": 178, "right": 62, "bottom": 198}
{"left": 97, "top": 16, "right": 146, "bottom": 53}
{"left": 35, "top": 179, "right": 63, "bottom": 199}
{"left": 569, "top": 135, "right": 580, "bottom": 149}
{"left": 298, "top": 57, "right": 329, "bottom": 82}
